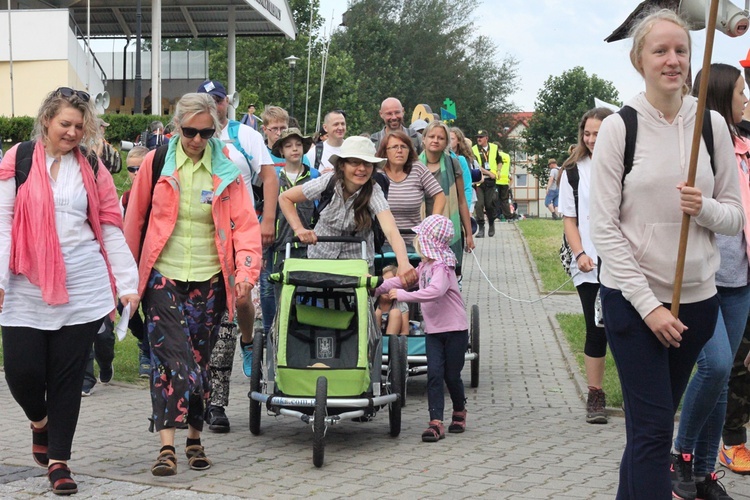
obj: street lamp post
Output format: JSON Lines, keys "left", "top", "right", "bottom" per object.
{"left": 285, "top": 55, "right": 300, "bottom": 118}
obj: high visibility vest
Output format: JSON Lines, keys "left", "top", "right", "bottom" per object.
{"left": 473, "top": 143, "right": 510, "bottom": 185}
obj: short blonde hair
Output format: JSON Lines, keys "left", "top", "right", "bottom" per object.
{"left": 172, "top": 93, "right": 220, "bottom": 133}
{"left": 126, "top": 145, "right": 149, "bottom": 163}
{"left": 261, "top": 105, "right": 289, "bottom": 125}
{"left": 33, "top": 88, "right": 99, "bottom": 150}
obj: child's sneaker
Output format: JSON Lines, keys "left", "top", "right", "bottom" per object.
{"left": 421, "top": 420, "right": 445, "bottom": 442}
{"left": 241, "top": 342, "right": 254, "bottom": 378}
{"left": 695, "top": 471, "right": 732, "bottom": 500}
{"left": 718, "top": 443, "right": 750, "bottom": 474}
{"left": 670, "top": 452, "right": 696, "bottom": 500}
{"left": 138, "top": 353, "right": 151, "bottom": 379}
{"left": 448, "top": 409, "right": 467, "bottom": 433}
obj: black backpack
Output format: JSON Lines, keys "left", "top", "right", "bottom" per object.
{"left": 312, "top": 172, "right": 390, "bottom": 253}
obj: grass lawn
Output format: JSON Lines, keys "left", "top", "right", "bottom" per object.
{"left": 517, "top": 218, "right": 623, "bottom": 408}
{"left": 516, "top": 219, "right": 575, "bottom": 293}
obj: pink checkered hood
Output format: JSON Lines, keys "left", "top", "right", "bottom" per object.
{"left": 413, "top": 214, "right": 457, "bottom": 268}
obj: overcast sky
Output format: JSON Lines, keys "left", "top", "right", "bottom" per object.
{"left": 319, "top": 0, "right": 750, "bottom": 111}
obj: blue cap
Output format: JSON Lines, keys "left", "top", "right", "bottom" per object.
{"left": 197, "top": 80, "right": 227, "bottom": 99}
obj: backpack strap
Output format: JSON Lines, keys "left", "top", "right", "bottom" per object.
{"left": 314, "top": 141, "right": 325, "bottom": 170}
{"left": 618, "top": 105, "right": 716, "bottom": 182}
{"left": 227, "top": 120, "right": 254, "bottom": 171}
{"left": 15, "top": 141, "right": 98, "bottom": 193}
{"left": 565, "top": 166, "right": 580, "bottom": 227}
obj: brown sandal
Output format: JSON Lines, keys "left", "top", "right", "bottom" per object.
{"left": 47, "top": 462, "right": 77, "bottom": 495}
{"left": 151, "top": 449, "right": 177, "bottom": 476}
{"left": 185, "top": 444, "right": 212, "bottom": 471}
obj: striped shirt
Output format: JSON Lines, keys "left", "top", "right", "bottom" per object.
{"left": 383, "top": 161, "right": 444, "bottom": 244}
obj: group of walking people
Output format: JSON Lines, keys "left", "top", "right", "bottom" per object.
{"left": 0, "top": 75, "right": 480, "bottom": 493}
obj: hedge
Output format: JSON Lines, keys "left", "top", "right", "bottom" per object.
{"left": 0, "top": 114, "right": 172, "bottom": 148}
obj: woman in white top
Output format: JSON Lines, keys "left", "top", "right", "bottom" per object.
{"left": 0, "top": 87, "right": 140, "bottom": 495}
{"left": 559, "top": 107, "right": 613, "bottom": 425}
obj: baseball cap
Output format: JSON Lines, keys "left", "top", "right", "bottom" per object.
{"left": 741, "top": 49, "right": 750, "bottom": 68}
{"left": 197, "top": 80, "right": 227, "bottom": 99}
{"left": 477, "top": 130, "right": 488, "bottom": 137}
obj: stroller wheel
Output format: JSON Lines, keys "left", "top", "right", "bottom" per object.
{"left": 312, "top": 376, "right": 327, "bottom": 468}
{"left": 249, "top": 333, "right": 265, "bottom": 435}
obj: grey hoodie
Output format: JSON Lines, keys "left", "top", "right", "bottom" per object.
{"left": 590, "top": 93, "right": 744, "bottom": 319}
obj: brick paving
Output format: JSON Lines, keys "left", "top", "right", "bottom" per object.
{"left": 0, "top": 221, "right": 748, "bottom": 498}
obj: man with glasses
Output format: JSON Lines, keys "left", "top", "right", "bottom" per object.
{"left": 370, "top": 97, "right": 423, "bottom": 154}
{"left": 305, "top": 109, "right": 347, "bottom": 174}
{"left": 196, "top": 80, "right": 275, "bottom": 434}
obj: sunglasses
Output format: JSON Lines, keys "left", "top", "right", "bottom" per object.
{"left": 55, "top": 87, "right": 90, "bottom": 102}
{"left": 181, "top": 127, "right": 216, "bottom": 139}
{"left": 127, "top": 166, "right": 140, "bottom": 173}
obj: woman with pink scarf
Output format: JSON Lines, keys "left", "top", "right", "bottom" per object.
{"left": 0, "top": 88, "right": 139, "bottom": 496}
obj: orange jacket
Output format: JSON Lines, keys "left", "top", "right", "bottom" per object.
{"left": 123, "top": 138, "right": 261, "bottom": 319}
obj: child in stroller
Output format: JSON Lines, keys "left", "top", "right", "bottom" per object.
{"left": 375, "top": 265, "right": 410, "bottom": 336}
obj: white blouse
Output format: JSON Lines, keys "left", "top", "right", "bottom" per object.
{"left": 558, "top": 156, "right": 599, "bottom": 287}
{"left": 0, "top": 152, "right": 138, "bottom": 329}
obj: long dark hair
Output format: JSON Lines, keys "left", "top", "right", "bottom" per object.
{"left": 693, "top": 63, "right": 742, "bottom": 140}
{"left": 377, "top": 129, "right": 418, "bottom": 175}
{"left": 562, "top": 107, "right": 614, "bottom": 169}
{"left": 334, "top": 157, "right": 374, "bottom": 232}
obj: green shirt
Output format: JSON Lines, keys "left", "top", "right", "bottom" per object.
{"left": 154, "top": 141, "right": 221, "bottom": 282}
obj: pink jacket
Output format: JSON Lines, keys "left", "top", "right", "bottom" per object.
{"left": 123, "top": 139, "right": 262, "bottom": 319}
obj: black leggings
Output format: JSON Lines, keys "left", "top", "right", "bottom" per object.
{"left": 576, "top": 282, "right": 607, "bottom": 358}
{"left": 3, "top": 319, "right": 103, "bottom": 460}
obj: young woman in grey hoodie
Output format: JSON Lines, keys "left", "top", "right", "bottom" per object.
{"left": 590, "top": 9, "right": 744, "bottom": 500}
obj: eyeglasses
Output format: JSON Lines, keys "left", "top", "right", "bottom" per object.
{"left": 266, "top": 127, "right": 286, "bottom": 133}
{"left": 181, "top": 127, "right": 216, "bottom": 139}
{"left": 386, "top": 144, "right": 409, "bottom": 151}
{"left": 55, "top": 87, "right": 90, "bottom": 102}
{"left": 127, "top": 166, "right": 140, "bottom": 173}
{"left": 345, "top": 158, "right": 374, "bottom": 168}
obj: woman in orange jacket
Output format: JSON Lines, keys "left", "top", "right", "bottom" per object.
{"left": 123, "top": 93, "right": 261, "bottom": 477}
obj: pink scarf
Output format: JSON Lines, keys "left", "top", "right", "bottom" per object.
{"left": 734, "top": 136, "right": 750, "bottom": 261}
{"left": 0, "top": 141, "right": 123, "bottom": 305}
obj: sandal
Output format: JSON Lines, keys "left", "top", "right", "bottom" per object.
{"left": 448, "top": 409, "right": 467, "bottom": 433}
{"left": 185, "top": 444, "right": 212, "bottom": 471}
{"left": 421, "top": 420, "right": 445, "bottom": 443}
{"left": 47, "top": 462, "right": 77, "bottom": 496}
{"left": 31, "top": 422, "right": 49, "bottom": 467}
{"left": 151, "top": 449, "right": 177, "bottom": 476}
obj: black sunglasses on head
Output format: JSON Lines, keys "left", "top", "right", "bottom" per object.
{"left": 127, "top": 166, "right": 140, "bottom": 173}
{"left": 55, "top": 87, "right": 90, "bottom": 102}
{"left": 181, "top": 127, "right": 216, "bottom": 139}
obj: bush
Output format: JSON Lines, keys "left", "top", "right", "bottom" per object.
{"left": 0, "top": 114, "right": 171, "bottom": 149}
{"left": 0, "top": 116, "right": 34, "bottom": 143}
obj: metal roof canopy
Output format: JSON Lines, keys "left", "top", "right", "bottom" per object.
{"left": 13, "top": 0, "right": 298, "bottom": 117}
{"left": 29, "top": 0, "right": 297, "bottom": 39}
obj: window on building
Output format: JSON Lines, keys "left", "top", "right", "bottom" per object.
{"left": 515, "top": 173, "right": 528, "bottom": 187}
{"left": 516, "top": 150, "right": 527, "bottom": 162}
{"left": 517, "top": 202, "right": 528, "bottom": 215}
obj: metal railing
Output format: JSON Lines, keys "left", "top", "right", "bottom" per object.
{"left": 68, "top": 12, "right": 108, "bottom": 87}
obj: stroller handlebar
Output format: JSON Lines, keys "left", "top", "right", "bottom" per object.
{"left": 292, "top": 236, "right": 366, "bottom": 244}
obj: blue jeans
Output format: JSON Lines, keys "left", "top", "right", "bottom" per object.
{"left": 260, "top": 247, "right": 276, "bottom": 334}
{"left": 425, "top": 331, "right": 468, "bottom": 421}
{"left": 601, "top": 286, "right": 717, "bottom": 500}
{"left": 674, "top": 284, "right": 750, "bottom": 475}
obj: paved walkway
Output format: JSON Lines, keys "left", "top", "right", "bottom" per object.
{"left": 0, "top": 222, "right": 748, "bottom": 498}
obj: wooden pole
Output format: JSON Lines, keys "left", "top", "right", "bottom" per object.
{"left": 671, "top": 0, "right": 720, "bottom": 316}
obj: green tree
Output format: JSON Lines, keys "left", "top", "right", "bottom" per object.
{"left": 332, "top": 0, "right": 519, "bottom": 134}
{"left": 523, "top": 66, "right": 620, "bottom": 186}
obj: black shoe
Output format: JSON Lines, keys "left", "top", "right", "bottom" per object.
{"left": 695, "top": 471, "right": 733, "bottom": 500}
{"left": 206, "top": 405, "right": 230, "bottom": 433}
{"left": 488, "top": 224, "right": 495, "bottom": 237}
{"left": 476, "top": 226, "right": 484, "bottom": 238}
{"left": 98, "top": 364, "right": 114, "bottom": 385}
{"left": 671, "top": 453, "right": 697, "bottom": 500}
